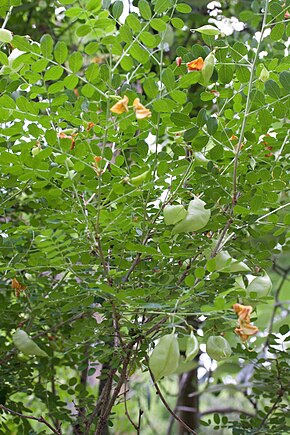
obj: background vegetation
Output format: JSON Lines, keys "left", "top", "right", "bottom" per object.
{"left": 0, "top": 0, "right": 289, "bottom": 434}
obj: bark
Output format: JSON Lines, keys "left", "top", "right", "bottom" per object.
{"left": 178, "top": 367, "right": 199, "bottom": 435}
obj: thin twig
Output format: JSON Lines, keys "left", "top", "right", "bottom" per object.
{"left": 124, "top": 379, "right": 138, "bottom": 431}
{"left": 210, "top": 0, "right": 270, "bottom": 257}
{"left": 0, "top": 404, "right": 61, "bottom": 434}
{"left": 147, "top": 363, "right": 197, "bottom": 435}
{"left": 1, "top": 6, "right": 13, "bottom": 29}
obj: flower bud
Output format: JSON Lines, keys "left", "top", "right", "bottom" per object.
{"left": 259, "top": 66, "right": 269, "bottom": 83}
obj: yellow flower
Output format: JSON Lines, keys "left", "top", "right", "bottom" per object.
{"left": 235, "top": 324, "right": 259, "bottom": 342}
{"left": 187, "top": 57, "right": 204, "bottom": 71}
{"left": 133, "top": 98, "right": 151, "bottom": 120}
{"left": 233, "top": 303, "right": 258, "bottom": 342}
{"left": 233, "top": 303, "right": 252, "bottom": 322}
{"left": 110, "top": 95, "right": 129, "bottom": 115}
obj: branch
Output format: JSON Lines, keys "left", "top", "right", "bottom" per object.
{"left": 94, "top": 349, "right": 133, "bottom": 435}
{"left": 210, "top": 0, "right": 270, "bottom": 257}
{"left": 254, "top": 395, "right": 282, "bottom": 433}
{"left": 147, "top": 362, "right": 197, "bottom": 435}
{"left": 0, "top": 404, "right": 61, "bottom": 435}
{"left": 1, "top": 6, "right": 13, "bottom": 29}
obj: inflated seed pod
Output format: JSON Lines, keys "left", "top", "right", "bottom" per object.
{"left": 149, "top": 334, "right": 179, "bottom": 381}
{"left": 206, "top": 336, "right": 232, "bottom": 361}
{"left": 200, "top": 52, "right": 215, "bottom": 86}
{"left": 13, "top": 329, "right": 48, "bottom": 357}
{"left": 185, "top": 332, "right": 199, "bottom": 362}
{"left": 0, "top": 29, "right": 13, "bottom": 43}
{"left": 246, "top": 271, "right": 272, "bottom": 297}
{"left": 130, "top": 170, "right": 150, "bottom": 186}
{"left": 172, "top": 197, "right": 210, "bottom": 234}
{"left": 163, "top": 204, "right": 187, "bottom": 225}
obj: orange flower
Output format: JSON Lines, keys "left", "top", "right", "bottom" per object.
{"left": 230, "top": 135, "right": 238, "bottom": 141}
{"left": 233, "top": 303, "right": 258, "bottom": 342}
{"left": 233, "top": 303, "right": 252, "bottom": 322}
{"left": 187, "top": 57, "right": 204, "bottom": 71}
{"left": 110, "top": 95, "right": 129, "bottom": 115}
{"left": 12, "top": 278, "right": 26, "bottom": 297}
{"left": 58, "top": 132, "right": 77, "bottom": 150}
{"left": 86, "top": 122, "right": 95, "bottom": 131}
{"left": 235, "top": 324, "right": 259, "bottom": 342}
{"left": 133, "top": 98, "right": 151, "bottom": 120}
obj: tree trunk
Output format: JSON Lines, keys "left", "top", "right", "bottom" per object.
{"left": 178, "top": 368, "right": 199, "bottom": 435}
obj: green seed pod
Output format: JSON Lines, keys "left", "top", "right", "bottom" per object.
{"left": 200, "top": 52, "right": 215, "bottom": 86}
{"left": 206, "top": 336, "right": 232, "bottom": 361}
{"left": 172, "top": 197, "right": 210, "bottom": 234}
{"left": 214, "top": 250, "right": 250, "bottom": 273}
{"left": 163, "top": 204, "right": 187, "bottom": 225}
{"left": 13, "top": 329, "right": 48, "bottom": 357}
{"left": 185, "top": 332, "right": 199, "bottom": 362}
{"left": 246, "top": 271, "right": 272, "bottom": 297}
{"left": 0, "top": 29, "right": 13, "bottom": 43}
{"left": 130, "top": 170, "right": 150, "bottom": 186}
{"left": 149, "top": 334, "right": 179, "bottom": 381}
{"left": 174, "top": 355, "right": 198, "bottom": 375}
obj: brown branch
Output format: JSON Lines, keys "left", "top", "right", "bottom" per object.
{"left": 254, "top": 395, "right": 282, "bottom": 433}
{"left": 85, "top": 366, "right": 116, "bottom": 432}
{"left": 94, "top": 349, "right": 133, "bottom": 435}
{"left": 124, "top": 379, "right": 138, "bottom": 431}
{"left": 147, "top": 362, "right": 197, "bottom": 435}
{"left": 137, "top": 408, "right": 143, "bottom": 434}
{"left": 86, "top": 317, "right": 167, "bottom": 433}
{"left": 122, "top": 252, "right": 141, "bottom": 282}
{"left": 0, "top": 404, "right": 61, "bottom": 434}
{"left": 210, "top": 218, "right": 233, "bottom": 258}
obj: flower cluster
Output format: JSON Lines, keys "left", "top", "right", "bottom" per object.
{"left": 110, "top": 96, "right": 151, "bottom": 119}
{"left": 233, "top": 303, "right": 259, "bottom": 342}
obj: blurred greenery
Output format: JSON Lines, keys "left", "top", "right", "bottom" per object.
{"left": 0, "top": 0, "right": 289, "bottom": 434}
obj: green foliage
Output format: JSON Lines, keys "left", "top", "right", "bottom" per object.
{"left": 0, "top": 0, "right": 289, "bottom": 434}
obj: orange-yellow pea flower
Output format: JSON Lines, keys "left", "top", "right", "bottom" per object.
{"left": 233, "top": 303, "right": 258, "bottom": 342}
{"left": 187, "top": 57, "right": 204, "bottom": 72}
{"left": 86, "top": 122, "right": 95, "bottom": 131}
{"left": 233, "top": 303, "right": 252, "bottom": 322}
{"left": 12, "top": 278, "right": 26, "bottom": 297}
{"left": 110, "top": 95, "right": 129, "bottom": 115}
{"left": 133, "top": 98, "right": 151, "bottom": 120}
{"left": 235, "top": 324, "right": 259, "bottom": 342}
